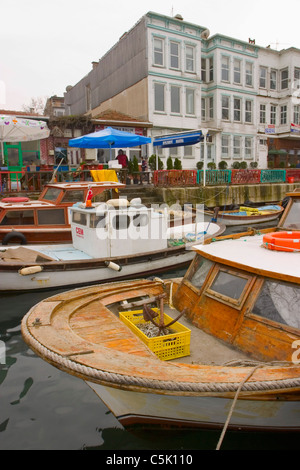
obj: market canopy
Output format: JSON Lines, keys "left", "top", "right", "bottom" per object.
{"left": 0, "top": 115, "right": 50, "bottom": 165}
{"left": 153, "top": 130, "right": 204, "bottom": 148}
{"left": 69, "top": 126, "right": 151, "bottom": 149}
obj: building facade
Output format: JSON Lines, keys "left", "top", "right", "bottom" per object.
{"left": 64, "top": 11, "right": 300, "bottom": 169}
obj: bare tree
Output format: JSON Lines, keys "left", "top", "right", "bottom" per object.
{"left": 23, "top": 96, "right": 47, "bottom": 115}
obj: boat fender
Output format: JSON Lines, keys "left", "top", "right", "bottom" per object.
{"left": 18, "top": 266, "right": 43, "bottom": 276}
{"left": 2, "top": 231, "right": 27, "bottom": 245}
{"left": 105, "top": 261, "right": 122, "bottom": 272}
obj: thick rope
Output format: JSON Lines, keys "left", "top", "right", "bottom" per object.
{"left": 22, "top": 318, "right": 300, "bottom": 394}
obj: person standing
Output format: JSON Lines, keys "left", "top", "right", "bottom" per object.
{"left": 116, "top": 149, "right": 128, "bottom": 168}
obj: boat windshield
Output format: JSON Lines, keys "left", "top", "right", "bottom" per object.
{"left": 41, "top": 187, "right": 62, "bottom": 202}
{"left": 252, "top": 279, "right": 300, "bottom": 329}
{"left": 281, "top": 197, "right": 300, "bottom": 230}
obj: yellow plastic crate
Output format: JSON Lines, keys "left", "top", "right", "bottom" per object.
{"left": 119, "top": 309, "right": 190, "bottom": 361}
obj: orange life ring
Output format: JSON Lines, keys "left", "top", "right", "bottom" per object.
{"left": 263, "top": 231, "right": 300, "bottom": 252}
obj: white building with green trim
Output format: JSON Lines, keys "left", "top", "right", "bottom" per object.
{"left": 64, "top": 11, "right": 300, "bottom": 169}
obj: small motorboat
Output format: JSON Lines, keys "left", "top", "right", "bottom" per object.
{"left": 0, "top": 181, "right": 124, "bottom": 244}
{"left": 201, "top": 203, "right": 284, "bottom": 226}
{"left": 21, "top": 191, "right": 300, "bottom": 441}
{"left": 0, "top": 197, "right": 225, "bottom": 291}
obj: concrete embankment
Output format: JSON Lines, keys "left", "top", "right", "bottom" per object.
{"left": 120, "top": 183, "right": 297, "bottom": 207}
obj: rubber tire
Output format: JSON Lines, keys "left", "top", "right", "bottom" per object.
{"left": 2, "top": 231, "right": 27, "bottom": 245}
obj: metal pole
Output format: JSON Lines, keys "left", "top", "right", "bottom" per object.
{"left": 203, "top": 129, "right": 208, "bottom": 187}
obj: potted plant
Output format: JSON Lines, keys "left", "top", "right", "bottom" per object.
{"left": 174, "top": 158, "right": 182, "bottom": 170}
{"left": 167, "top": 156, "right": 173, "bottom": 170}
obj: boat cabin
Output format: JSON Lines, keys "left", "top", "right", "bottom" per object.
{"left": 0, "top": 181, "right": 125, "bottom": 244}
{"left": 38, "top": 181, "right": 123, "bottom": 206}
{"left": 174, "top": 232, "right": 300, "bottom": 363}
{"left": 70, "top": 199, "right": 168, "bottom": 258}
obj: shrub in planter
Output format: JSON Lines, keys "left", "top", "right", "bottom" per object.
{"left": 250, "top": 161, "right": 258, "bottom": 168}
{"left": 218, "top": 160, "right": 228, "bottom": 169}
{"left": 232, "top": 161, "right": 241, "bottom": 169}
{"left": 167, "top": 156, "right": 173, "bottom": 170}
{"left": 174, "top": 157, "right": 182, "bottom": 170}
{"left": 207, "top": 162, "right": 216, "bottom": 169}
{"left": 196, "top": 161, "right": 203, "bottom": 170}
{"left": 148, "top": 154, "right": 164, "bottom": 170}
{"left": 240, "top": 161, "right": 248, "bottom": 169}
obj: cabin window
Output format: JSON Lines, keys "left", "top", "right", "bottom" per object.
{"left": 281, "top": 198, "right": 300, "bottom": 230}
{"left": 112, "top": 215, "right": 130, "bottom": 230}
{"left": 185, "top": 255, "right": 213, "bottom": 290}
{"left": 90, "top": 213, "right": 106, "bottom": 229}
{"left": 41, "top": 188, "right": 62, "bottom": 202}
{"left": 252, "top": 280, "right": 300, "bottom": 329}
{"left": 0, "top": 210, "right": 34, "bottom": 225}
{"left": 205, "top": 267, "right": 253, "bottom": 308}
{"left": 61, "top": 190, "right": 85, "bottom": 203}
{"left": 72, "top": 212, "right": 87, "bottom": 226}
{"left": 37, "top": 209, "right": 66, "bottom": 225}
{"left": 133, "top": 213, "right": 149, "bottom": 227}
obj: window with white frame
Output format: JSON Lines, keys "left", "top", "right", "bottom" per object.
{"left": 153, "top": 38, "right": 164, "bottom": 66}
{"left": 221, "top": 95, "right": 230, "bottom": 120}
{"left": 270, "top": 70, "right": 277, "bottom": 90}
{"left": 281, "top": 68, "right": 289, "bottom": 89}
{"left": 170, "top": 41, "right": 180, "bottom": 69}
{"left": 209, "top": 57, "right": 214, "bottom": 81}
{"left": 259, "top": 67, "right": 267, "bottom": 88}
{"left": 185, "top": 45, "right": 195, "bottom": 72}
{"left": 221, "top": 135, "right": 229, "bottom": 158}
{"left": 233, "top": 136, "right": 241, "bottom": 158}
{"left": 294, "top": 68, "right": 300, "bottom": 88}
{"left": 201, "top": 98, "right": 206, "bottom": 120}
{"left": 209, "top": 96, "right": 214, "bottom": 119}
{"left": 260, "top": 104, "right": 266, "bottom": 124}
{"left": 154, "top": 82, "right": 165, "bottom": 112}
{"left": 184, "top": 146, "right": 193, "bottom": 158}
{"left": 170, "top": 85, "right": 180, "bottom": 114}
{"left": 294, "top": 105, "right": 300, "bottom": 125}
{"left": 186, "top": 88, "right": 195, "bottom": 115}
{"left": 245, "top": 61, "right": 253, "bottom": 86}
{"left": 280, "top": 105, "right": 287, "bottom": 124}
{"left": 221, "top": 56, "right": 230, "bottom": 81}
{"left": 170, "top": 146, "right": 178, "bottom": 156}
{"left": 234, "top": 59, "right": 241, "bottom": 84}
{"left": 201, "top": 58, "right": 206, "bottom": 82}
{"left": 270, "top": 105, "right": 277, "bottom": 125}
{"left": 245, "top": 100, "right": 252, "bottom": 123}
{"left": 245, "top": 137, "right": 253, "bottom": 159}
{"left": 233, "top": 97, "right": 241, "bottom": 121}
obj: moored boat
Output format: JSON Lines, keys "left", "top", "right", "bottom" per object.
{"left": 201, "top": 203, "right": 284, "bottom": 226}
{"left": 0, "top": 198, "right": 225, "bottom": 291}
{"left": 0, "top": 181, "right": 124, "bottom": 245}
{"left": 21, "top": 199, "right": 300, "bottom": 438}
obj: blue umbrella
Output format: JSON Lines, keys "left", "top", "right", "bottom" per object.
{"left": 69, "top": 126, "right": 151, "bottom": 160}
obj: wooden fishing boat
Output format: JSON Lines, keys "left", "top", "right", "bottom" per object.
{"left": 0, "top": 181, "right": 123, "bottom": 245}
{"left": 202, "top": 204, "right": 284, "bottom": 226}
{"left": 21, "top": 192, "right": 300, "bottom": 437}
{"left": 0, "top": 198, "right": 225, "bottom": 291}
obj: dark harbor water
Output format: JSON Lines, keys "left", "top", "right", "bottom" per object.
{"left": 0, "top": 229, "right": 299, "bottom": 451}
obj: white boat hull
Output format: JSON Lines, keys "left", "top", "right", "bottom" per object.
{"left": 0, "top": 250, "right": 195, "bottom": 291}
{"left": 87, "top": 381, "right": 300, "bottom": 432}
